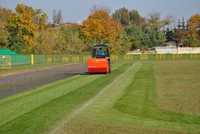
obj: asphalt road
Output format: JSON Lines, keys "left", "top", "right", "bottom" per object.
{"left": 0, "top": 64, "right": 87, "bottom": 99}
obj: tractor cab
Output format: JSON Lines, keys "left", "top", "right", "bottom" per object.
{"left": 92, "top": 44, "right": 110, "bottom": 58}
{"left": 87, "top": 44, "right": 111, "bottom": 74}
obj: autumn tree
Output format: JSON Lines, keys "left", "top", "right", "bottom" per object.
{"left": 81, "top": 9, "right": 122, "bottom": 47}
{"left": 6, "top": 4, "right": 48, "bottom": 54}
{"left": 0, "top": 7, "right": 13, "bottom": 48}
{"left": 187, "top": 14, "right": 200, "bottom": 47}
{"left": 0, "top": 7, "right": 13, "bottom": 25}
{"left": 6, "top": 4, "right": 37, "bottom": 53}
{"left": 34, "top": 28, "right": 57, "bottom": 54}
{"left": 55, "top": 26, "right": 84, "bottom": 54}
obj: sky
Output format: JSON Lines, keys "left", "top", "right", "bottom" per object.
{"left": 0, "top": 0, "right": 200, "bottom": 23}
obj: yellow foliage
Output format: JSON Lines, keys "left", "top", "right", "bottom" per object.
{"left": 81, "top": 9, "right": 122, "bottom": 45}
{"left": 188, "top": 14, "right": 200, "bottom": 40}
{"left": 9, "top": 4, "right": 37, "bottom": 53}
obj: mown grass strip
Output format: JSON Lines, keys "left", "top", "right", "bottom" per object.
{"left": 0, "top": 63, "right": 130, "bottom": 134}
{"left": 78, "top": 62, "right": 142, "bottom": 114}
{"left": 0, "top": 63, "right": 123, "bottom": 126}
{"left": 52, "top": 62, "right": 141, "bottom": 134}
{"left": 114, "top": 62, "right": 200, "bottom": 125}
{"left": 0, "top": 75, "right": 99, "bottom": 126}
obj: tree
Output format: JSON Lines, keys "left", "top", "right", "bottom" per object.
{"left": 129, "top": 9, "right": 144, "bottom": 26}
{"left": 143, "top": 13, "right": 171, "bottom": 47}
{"left": 165, "top": 28, "right": 176, "bottom": 42}
{"left": 0, "top": 7, "right": 13, "bottom": 48}
{"left": 112, "top": 8, "right": 144, "bottom": 27}
{"left": 124, "top": 25, "right": 144, "bottom": 49}
{"left": 33, "top": 9, "right": 48, "bottom": 30}
{"left": 187, "top": 14, "right": 200, "bottom": 47}
{"left": 52, "top": 9, "right": 57, "bottom": 25}
{"left": 52, "top": 9, "right": 63, "bottom": 25}
{"left": 112, "top": 7, "right": 130, "bottom": 26}
{"left": 55, "top": 26, "right": 84, "bottom": 54}
{"left": 125, "top": 25, "right": 166, "bottom": 50}
{"left": 81, "top": 8, "right": 122, "bottom": 48}
{"left": 6, "top": 4, "right": 37, "bottom": 53}
{"left": 147, "top": 13, "right": 172, "bottom": 31}
{"left": 0, "top": 27, "right": 8, "bottom": 48}
{"left": 34, "top": 28, "right": 54, "bottom": 54}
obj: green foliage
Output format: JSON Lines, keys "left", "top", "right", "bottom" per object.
{"left": 0, "top": 7, "right": 13, "bottom": 48}
{"left": 124, "top": 25, "right": 144, "bottom": 49}
{"left": 124, "top": 24, "right": 166, "bottom": 50}
{"left": 145, "top": 28, "right": 166, "bottom": 47}
{"left": 1, "top": 4, "right": 199, "bottom": 54}
{"left": 56, "top": 26, "right": 84, "bottom": 54}
{"left": 6, "top": 4, "right": 37, "bottom": 54}
{"left": 34, "top": 28, "right": 57, "bottom": 54}
{"left": 5, "top": 4, "right": 48, "bottom": 54}
{"left": 0, "top": 28, "right": 8, "bottom": 48}
{"left": 165, "top": 28, "right": 176, "bottom": 42}
{"left": 113, "top": 10, "right": 168, "bottom": 50}
{"left": 147, "top": 13, "right": 172, "bottom": 30}
{"left": 112, "top": 7, "right": 145, "bottom": 26}
{"left": 33, "top": 25, "right": 85, "bottom": 54}
{"left": 112, "top": 7, "right": 130, "bottom": 26}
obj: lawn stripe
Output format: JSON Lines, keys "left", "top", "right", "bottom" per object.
{"left": 0, "top": 63, "right": 123, "bottom": 127}
{"left": 0, "top": 63, "right": 129, "bottom": 134}
{"left": 0, "top": 75, "right": 80, "bottom": 104}
{"left": 0, "top": 75, "right": 99, "bottom": 126}
{"left": 112, "top": 62, "right": 200, "bottom": 133}
{"left": 51, "top": 62, "right": 142, "bottom": 134}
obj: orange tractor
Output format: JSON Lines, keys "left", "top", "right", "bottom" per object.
{"left": 87, "top": 44, "right": 111, "bottom": 74}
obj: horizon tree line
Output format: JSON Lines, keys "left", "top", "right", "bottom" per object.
{"left": 0, "top": 4, "right": 200, "bottom": 54}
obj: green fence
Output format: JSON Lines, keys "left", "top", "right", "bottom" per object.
{"left": 0, "top": 55, "right": 90, "bottom": 68}
{"left": 11, "top": 55, "right": 32, "bottom": 65}
{"left": 1, "top": 54, "right": 200, "bottom": 69}
{"left": 31, "top": 55, "right": 90, "bottom": 65}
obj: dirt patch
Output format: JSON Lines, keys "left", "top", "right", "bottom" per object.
{"left": 0, "top": 64, "right": 87, "bottom": 99}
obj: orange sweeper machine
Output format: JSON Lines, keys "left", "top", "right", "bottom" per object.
{"left": 87, "top": 44, "right": 111, "bottom": 74}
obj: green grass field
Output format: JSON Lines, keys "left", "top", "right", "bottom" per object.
{"left": 0, "top": 60, "right": 200, "bottom": 134}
